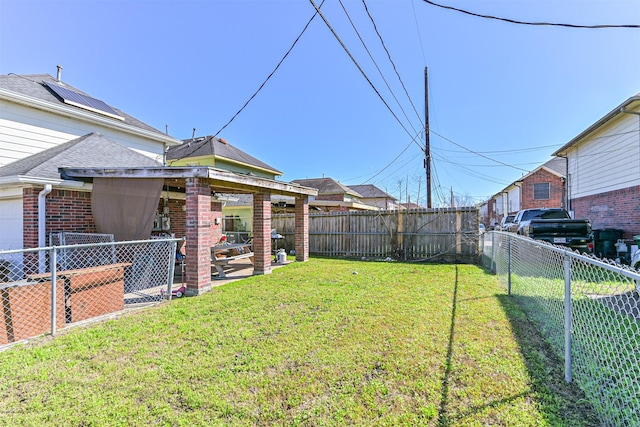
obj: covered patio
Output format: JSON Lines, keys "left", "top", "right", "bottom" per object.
{"left": 59, "top": 166, "right": 317, "bottom": 296}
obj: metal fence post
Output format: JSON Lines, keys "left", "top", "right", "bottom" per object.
{"left": 490, "top": 232, "right": 496, "bottom": 274}
{"left": 166, "top": 240, "right": 177, "bottom": 300}
{"left": 50, "top": 247, "right": 57, "bottom": 336}
{"left": 563, "top": 251, "right": 572, "bottom": 383}
{"left": 507, "top": 235, "right": 512, "bottom": 295}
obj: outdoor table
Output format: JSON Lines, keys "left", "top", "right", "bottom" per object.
{"left": 211, "top": 243, "right": 254, "bottom": 278}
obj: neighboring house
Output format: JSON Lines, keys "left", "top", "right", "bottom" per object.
{"left": 166, "top": 135, "right": 282, "bottom": 179}
{"left": 166, "top": 136, "right": 283, "bottom": 237}
{"left": 348, "top": 184, "right": 400, "bottom": 210}
{"left": 552, "top": 93, "right": 640, "bottom": 238}
{"left": 291, "top": 178, "right": 378, "bottom": 212}
{"left": 400, "top": 202, "right": 422, "bottom": 210}
{"left": 484, "top": 157, "right": 566, "bottom": 227}
{"left": 0, "top": 72, "right": 181, "bottom": 250}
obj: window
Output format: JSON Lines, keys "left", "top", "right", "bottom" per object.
{"left": 533, "top": 183, "right": 550, "bottom": 200}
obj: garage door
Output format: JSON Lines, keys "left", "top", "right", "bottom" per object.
{"left": 0, "top": 198, "right": 23, "bottom": 250}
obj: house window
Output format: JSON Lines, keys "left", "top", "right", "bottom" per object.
{"left": 533, "top": 183, "right": 550, "bottom": 200}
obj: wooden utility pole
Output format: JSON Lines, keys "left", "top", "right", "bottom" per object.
{"left": 424, "top": 67, "right": 432, "bottom": 208}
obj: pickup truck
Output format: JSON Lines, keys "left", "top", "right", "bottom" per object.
{"left": 509, "top": 208, "right": 593, "bottom": 253}
{"left": 497, "top": 214, "right": 515, "bottom": 231}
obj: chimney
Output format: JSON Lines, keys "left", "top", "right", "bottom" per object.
{"left": 56, "top": 65, "right": 63, "bottom": 82}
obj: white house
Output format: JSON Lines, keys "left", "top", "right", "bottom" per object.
{"left": 552, "top": 93, "right": 640, "bottom": 238}
{"left": 0, "top": 71, "right": 181, "bottom": 250}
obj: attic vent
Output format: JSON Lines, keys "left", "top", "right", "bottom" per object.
{"left": 45, "top": 81, "right": 124, "bottom": 121}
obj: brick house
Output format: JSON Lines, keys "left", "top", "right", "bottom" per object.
{"left": 552, "top": 93, "right": 640, "bottom": 239}
{"left": 348, "top": 184, "right": 400, "bottom": 210}
{"left": 485, "top": 157, "right": 566, "bottom": 227}
{"left": 166, "top": 135, "right": 284, "bottom": 238}
{"left": 291, "top": 178, "right": 378, "bottom": 212}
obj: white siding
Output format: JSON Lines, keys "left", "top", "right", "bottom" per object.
{"left": 0, "top": 102, "right": 165, "bottom": 167}
{"left": 0, "top": 197, "right": 23, "bottom": 250}
{"left": 494, "top": 194, "right": 504, "bottom": 216}
{"left": 506, "top": 186, "right": 521, "bottom": 213}
{"left": 567, "top": 114, "right": 640, "bottom": 199}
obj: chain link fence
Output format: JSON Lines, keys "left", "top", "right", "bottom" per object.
{"left": 1, "top": 235, "right": 180, "bottom": 349}
{"left": 482, "top": 231, "right": 640, "bottom": 427}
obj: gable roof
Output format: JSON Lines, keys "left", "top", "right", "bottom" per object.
{"left": 518, "top": 157, "right": 566, "bottom": 182}
{"left": 348, "top": 184, "right": 396, "bottom": 200}
{"left": 291, "top": 178, "right": 362, "bottom": 198}
{"left": 0, "top": 132, "right": 160, "bottom": 181}
{"left": 166, "top": 135, "right": 282, "bottom": 176}
{"left": 0, "top": 73, "right": 178, "bottom": 144}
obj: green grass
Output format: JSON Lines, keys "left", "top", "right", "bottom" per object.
{"left": 0, "top": 259, "right": 599, "bottom": 426}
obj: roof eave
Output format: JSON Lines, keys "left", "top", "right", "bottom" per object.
{"left": 0, "top": 174, "right": 86, "bottom": 188}
{"left": 215, "top": 155, "right": 283, "bottom": 177}
{"left": 58, "top": 166, "right": 318, "bottom": 197}
{"left": 553, "top": 95, "right": 640, "bottom": 156}
{"left": 0, "top": 87, "right": 182, "bottom": 147}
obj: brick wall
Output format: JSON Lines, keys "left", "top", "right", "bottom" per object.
{"left": 521, "top": 169, "right": 565, "bottom": 210}
{"left": 253, "top": 193, "right": 273, "bottom": 275}
{"left": 23, "top": 187, "right": 95, "bottom": 249}
{"left": 295, "top": 196, "right": 309, "bottom": 261}
{"left": 572, "top": 185, "right": 640, "bottom": 240}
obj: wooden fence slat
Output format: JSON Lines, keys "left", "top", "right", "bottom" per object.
{"left": 272, "top": 208, "right": 479, "bottom": 263}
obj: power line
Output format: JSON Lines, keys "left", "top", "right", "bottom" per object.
{"left": 362, "top": 137, "right": 417, "bottom": 184}
{"left": 436, "top": 143, "right": 563, "bottom": 155}
{"left": 211, "top": 1, "right": 325, "bottom": 138}
{"left": 431, "top": 129, "right": 530, "bottom": 172}
{"left": 411, "top": 0, "right": 427, "bottom": 65}
{"left": 169, "top": 1, "right": 324, "bottom": 164}
{"left": 336, "top": 0, "right": 421, "bottom": 137}
{"left": 308, "top": 0, "right": 425, "bottom": 152}
{"left": 421, "top": 0, "right": 640, "bottom": 29}
{"left": 360, "top": 0, "right": 424, "bottom": 127}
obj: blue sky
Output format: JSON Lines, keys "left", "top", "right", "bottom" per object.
{"left": 1, "top": 0, "right": 639, "bottom": 206}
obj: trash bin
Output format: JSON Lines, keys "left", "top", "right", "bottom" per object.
{"left": 593, "top": 228, "right": 623, "bottom": 259}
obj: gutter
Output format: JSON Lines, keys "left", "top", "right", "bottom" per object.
{"left": 0, "top": 175, "right": 85, "bottom": 188}
{"left": 38, "top": 184, "right": 52, "bottom": 272}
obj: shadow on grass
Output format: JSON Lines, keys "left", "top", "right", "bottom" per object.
{"left": 437, "top": 265, "right": 457, "bottom": 426}
{"left": 437, "top": 265, "right": 600, "bottom": 426}
{"left": 494, "top": 292, "right": 601, "bottom": 426}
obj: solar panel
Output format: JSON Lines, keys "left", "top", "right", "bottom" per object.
{"left": 45, "top": 81, "right": 124, "bottom": 120}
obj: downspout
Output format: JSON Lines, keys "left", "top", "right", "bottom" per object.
{"left": 38, "top": 184, "right": 52, "bottom": 273}
{"left": 558, "top": 154, "right": 569, "bottom": 211}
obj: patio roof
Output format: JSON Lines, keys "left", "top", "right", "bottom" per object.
{"left": 58, "top": 166, "right": 318, "bottom": 198}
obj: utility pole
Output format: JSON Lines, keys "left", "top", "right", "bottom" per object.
{"left": 424, "top": 67, "right": 432, "bottom": 208}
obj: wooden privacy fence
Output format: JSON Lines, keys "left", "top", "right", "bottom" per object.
{"left": 272, "top": 207, "right": 480, "bottom": 263}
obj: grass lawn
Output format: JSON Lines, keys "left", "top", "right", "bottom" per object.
{"left": 0, "top": 259, "right": 599, "bottom": 426}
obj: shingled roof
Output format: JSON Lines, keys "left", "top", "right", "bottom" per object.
{"left": 291, "top": 178, "right": 362, "bottom": 198}
{"left": 166, "top": 135, "right": 282, "bottom": 176}
{"left": 348, "top": 184, "right": 396, "bottom": 200}
{"left": 0, "top": 132, "right": 160, "bottom": 181}
{"left": 0, "top": 73, "right": 168, "bottom": 136}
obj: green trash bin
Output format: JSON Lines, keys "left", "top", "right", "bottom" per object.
{"left": 594, "top": 228, "right": 623, "bottom": 259}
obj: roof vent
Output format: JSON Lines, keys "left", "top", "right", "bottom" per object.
{"left": 56, "top": 65, "right": 63, "bottom": 82}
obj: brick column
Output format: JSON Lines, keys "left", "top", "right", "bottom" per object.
{"left": 185, "top": 178, "right": 212, "bottom": 295}
{"left": 252, "top": 192, "right": 272, "bottom": 275}
{"left": 295, "top": 196, "right": 309, "bottom": 262}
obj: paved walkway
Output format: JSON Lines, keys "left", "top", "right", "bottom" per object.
{"left": 172, "top": 258, "right": 292, "bottom": 288}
